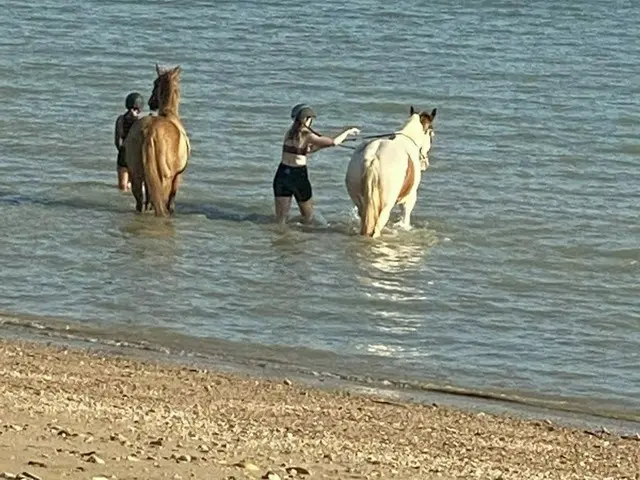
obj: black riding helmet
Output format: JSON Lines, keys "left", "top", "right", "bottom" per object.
{"left": 125, "top": 92, "right": 144, "bottom": 110}
{"left": 291, "top": 104, "right": 316, "bottom": 122}
{"left": 290, "top": 103, "right": 306, "bottom": 119}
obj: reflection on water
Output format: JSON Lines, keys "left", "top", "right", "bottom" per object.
{"left": 119, "top": 215, "right": 177, "bottom": 239}
{"left": 369, "top": 240, "right": 427, "bottom": 274}
{"left": 366, "top": 343, "right": 408, "bottom": 357}
{"left": 349, "top": 228, "right": 438, "bottom": 276}
{"left": 345, "top": 232, "right": 439, "bottom": 360}
{"left": 116, "top": 215, "right": 180, "bottom": 267}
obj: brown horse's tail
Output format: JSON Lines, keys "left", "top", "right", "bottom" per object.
{"left": 361, "top": 153, "right": 381, "bottom": 236}
{"left": 142, "top": 133, "right": 169, "bottom": 217}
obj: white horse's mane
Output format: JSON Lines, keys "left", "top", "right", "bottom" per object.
{"left": 398, "top": 114, "right": 427, "bottom": 141}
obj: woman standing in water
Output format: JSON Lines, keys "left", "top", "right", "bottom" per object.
{"left": 273, "top": 104, "right": 360, "bottom": 225}
{"left": 114, "top": 92, "right": 145, "bottom": 191}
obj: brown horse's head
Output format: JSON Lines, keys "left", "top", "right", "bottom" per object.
{"left": 148, "top": 64, "right": 182, "bottom": 115}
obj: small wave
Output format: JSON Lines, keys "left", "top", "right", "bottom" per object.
{"left": 380, "top": 378, "right": 640, "bottom": 426}
{"left": 176, "top": 202, "right": 273, "bottom": 224}
{"left": 0, "top": 190, "right": 132, "bottom": 214}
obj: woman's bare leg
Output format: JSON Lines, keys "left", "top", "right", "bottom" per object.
{"left": 275, "top": 196, "right": 292, "bottom": 225}
{"left": 297, "top": 199, "right": 314, "bottom": 224}
{"left": 118, "top": 167, "right": 130, "bottom": 191}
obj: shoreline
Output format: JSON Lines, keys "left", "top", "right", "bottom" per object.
{"left": 1, "top": 338, "right": 638, "bottom": 479}
{"left": 2, "top": 314, "right": 640, "bottom": 433}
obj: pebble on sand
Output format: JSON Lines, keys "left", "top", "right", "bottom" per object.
{"left": 234, "top": 460, "right": 260, "bottom": 472}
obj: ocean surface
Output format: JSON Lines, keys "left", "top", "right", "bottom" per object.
{"left": 1, "top": 0, "right": 639, "bottom": 424}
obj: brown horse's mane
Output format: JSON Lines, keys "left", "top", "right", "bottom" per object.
{"left": 154, "top": 64, "right": 182, "bottom": 117}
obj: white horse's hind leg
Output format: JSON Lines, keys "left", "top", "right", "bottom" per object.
{"left": 400, "top": 191, "right": 417, "bottom": 230}
{"left": 373, "top": 174, "right": 404, "bottom": 238}
{"left": 373, "top": 204, "right": 394, "bottom": 238}
{"left": 354, "top": 198, "right": 363, "bottom": 219}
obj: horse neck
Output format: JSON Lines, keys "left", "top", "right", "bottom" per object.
{"left": 398, "top": 118, "right": 424, "bottom": 144}
{"left": 159, "top": 86, "right": 181, "bottom": 117}
{"left": 159, "top": 106, "right": 179, "bottom": 117}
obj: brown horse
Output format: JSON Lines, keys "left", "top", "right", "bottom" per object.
{"left": 123, "top": 64, "right": 191, "bottom": 216}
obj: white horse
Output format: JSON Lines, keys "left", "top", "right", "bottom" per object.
{"left": 345, "top": 106, "right": 437, "bottom": 238}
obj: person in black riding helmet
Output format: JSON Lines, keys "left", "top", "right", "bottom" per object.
{"left": 273, "top": 104, "right": 360, "bottom": 225}
{"left": 114, "top": 92, "right": 145, "bottom": 191}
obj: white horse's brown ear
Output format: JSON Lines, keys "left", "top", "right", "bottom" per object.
{"left": 410, "top": 105, "right": 416, "bottom": 116}
{"left": 419, "top": 113, "right": 430, "bottom": 128}
{"left": 430, "top": 108, "right": 437, "bottom": 119}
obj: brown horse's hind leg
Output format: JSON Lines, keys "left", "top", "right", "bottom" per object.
{"left": 130, "top": 174, "right": 144, "bottom": 213}
{"left": 167, "top": 173, "right": 183, "bottom": 214}
{"left": 143, "top": 181, "right": 151, "bottom": 212}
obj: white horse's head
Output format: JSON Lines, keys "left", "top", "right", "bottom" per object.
{"left": 408, "top": 106, "right": 437, "bottom": 170}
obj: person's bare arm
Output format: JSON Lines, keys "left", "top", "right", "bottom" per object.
{"left": 307, "top": 127, "right": 360, "bottom": 152}
{"left": 114, "top": 116, "right": 124, "bottom": 149}
{"left": 306, "top": 131, "right": 335, "bottom": 152}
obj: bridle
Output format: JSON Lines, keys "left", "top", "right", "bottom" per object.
{"left": 393, "top": 131, "right": 432, "bottom": 165}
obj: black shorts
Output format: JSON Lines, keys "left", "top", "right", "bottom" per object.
{"left": 117, "top": 147, "right": 127, "bottom": 169}
{"left": 272, "top": 163, "right": 312, "bottom": 203}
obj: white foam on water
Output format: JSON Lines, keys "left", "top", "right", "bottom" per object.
{"left": 311, "top": 211, "right": 329, "bottom": 228}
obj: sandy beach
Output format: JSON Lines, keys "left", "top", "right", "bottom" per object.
{"left": 0, "top": 339, "right": 638, "bottom": 480}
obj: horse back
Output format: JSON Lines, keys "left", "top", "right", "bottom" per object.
{"left": 143, "top": 116, "right": 189, "bottom": 175}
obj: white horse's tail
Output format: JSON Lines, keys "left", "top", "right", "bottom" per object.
{"left": 361, "top": 153, "right": 381, "bottom": 237}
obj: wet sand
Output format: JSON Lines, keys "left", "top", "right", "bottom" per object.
{"left": 0, "top": 339, "right": 638, "bottom": 480}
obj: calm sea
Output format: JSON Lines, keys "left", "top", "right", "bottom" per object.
{"left": 1, "top": 0, "right": 639, "bottom": 424}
